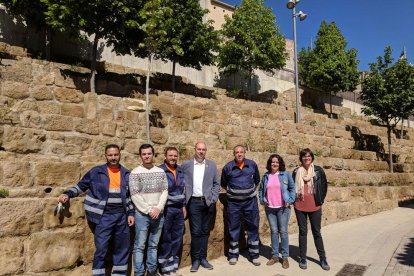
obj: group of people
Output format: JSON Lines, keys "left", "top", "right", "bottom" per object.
{"left": 58, "top": 142, "right": 330, "bottom": 276}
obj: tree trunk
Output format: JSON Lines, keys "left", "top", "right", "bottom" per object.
{"left": 145, "top": 54, "right": 153, "bottom": 144}
{"left": 171, "top": 61, "right": 176, "bottom": 92}
{"left": 329, "top": 91, "right": 333, "bottom": 118}
{"left": 90, "top": 35, "right": 99, "bottom": 93}
{"left": 400, "top": 119, "right": 404, "bottom": 139}
{"left": 387, "top": 126, "right": 393, "bottom": 173}
{"left": 45, "top": 26, "right": 51, "bottom": 61}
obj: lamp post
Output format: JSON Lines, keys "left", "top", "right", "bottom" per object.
{"left": 287, "top": 0, "right": 307, "bottom": 123}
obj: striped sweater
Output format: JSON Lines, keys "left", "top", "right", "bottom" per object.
{"left": 129, "top": 165, "right": 168, "bottom": 214}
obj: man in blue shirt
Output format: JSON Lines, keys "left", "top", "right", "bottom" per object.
{"left": 221, "top": 145, "right": 261, "bottom": 266}
{"left": 158, "top": 146, "right": 186, "bottom": 276}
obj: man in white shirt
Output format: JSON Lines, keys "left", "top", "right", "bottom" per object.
{"left": 129, "top": 144, "right": 168, "bottom": 276}
{"left": 182, "top": 142, "right": 220, "bottom": 272}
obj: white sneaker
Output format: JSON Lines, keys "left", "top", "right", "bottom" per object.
{"left": 229, "top": 258, "right": 238, "bottom": 265}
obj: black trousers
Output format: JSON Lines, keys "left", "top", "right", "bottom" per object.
{"left": 187, "top": 197, "right": 216, "bottom": 262}
{"left": 294, "top": 208, "right": 327, "bottom": 260}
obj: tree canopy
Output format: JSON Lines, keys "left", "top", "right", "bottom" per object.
{"left": 360, "top": 46, "right": 414, "bottom": 172}
{"left": 299, "top": 21, "right": 359, "bottom": 115}
{"left": 217, "top": 0, "right": 286, "bottom": 79}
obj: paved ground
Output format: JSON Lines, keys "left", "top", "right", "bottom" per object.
{"left": 177, "top": 205, "right": 414, "bottom": 276}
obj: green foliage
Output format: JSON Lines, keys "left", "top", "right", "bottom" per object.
{"left": 0, "top": 188, "right": 9, "bottom": 198}
{"left": 218, "top": 0, "right": 286, "bottom": 78}
{"left": 1, "top": 0, "right": 47, "bottom": 27}
{"left": 360, "top": 46, "right": 414, "bottom": 172}
{"left": 299, "top": 21, "right": 359, "bottom": 95}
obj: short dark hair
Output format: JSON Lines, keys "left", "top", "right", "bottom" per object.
{"left": 105, "top": 144, "right": 120, "bottom": 153}
{"left": 164, "top": 146, "right": 178, "bottom": 155}
{"left": 139, "top": 144, "right": 154, "bottom": 155}
{"left": 299, "top": 148, "right": 314, "bottom": 163}
{"left": 266, "top": 154, "right": 286, "bottom": 172}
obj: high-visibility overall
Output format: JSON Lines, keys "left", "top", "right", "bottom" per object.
{"left": 221, "top": 159, "right": 260, "bottom": 260}
{"left": 158, "top": 162, "right": 185, "bottom": 275}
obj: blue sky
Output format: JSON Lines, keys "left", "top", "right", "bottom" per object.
{"left": 222, "top": 0, "right": 414, "bottom": 71}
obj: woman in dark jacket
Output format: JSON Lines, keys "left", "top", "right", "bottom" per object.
{"left": 292, "top": 148, "right": 330, "bottom": 271}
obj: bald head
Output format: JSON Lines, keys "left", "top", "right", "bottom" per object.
{"left": 194, "top": 141, "right": 207, "bottom": 162}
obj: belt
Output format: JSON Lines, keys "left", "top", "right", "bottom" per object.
{"left": 191, "top": 196, "right": 205, "bottom": 200}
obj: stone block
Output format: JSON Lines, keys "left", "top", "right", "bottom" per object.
{"left": 43, "top": 198, "right": 85, "bottom": 229}
{"left": 37, "top": 101, "right": 61, "bottom": 114}
{"left": 0, "top": 237, "right": 25, "bottom": 275}
{"left": 116, "top": 110, "right": 140, "bottom": 123}
{"left": 61, "top": 104, "right": 84, "bottom": 118}
{"left": 150, "top": 127, "right": 168, "bottom": 145}
{"left": 0, "top": 199, "right": 44, "bottom": 237}
{"left": 3, "top": 127, "right": 46, "bottom": 153}
{"left": 54, "top": 87, "right": 84, "bottom": 103}
{"left": 20, "top": 110, "right": 42, "bottom": 128}
{"left": 54, "top": 70, "right": 76, "bottom": 88}
{"left": 1, "top": 81, "right": 30, "bottom": 99}
{"left": 64, "top": 135, "right": 93, "bottom": 151}
{"left": 34, "top": 161, "right": 81, "bottom": 186}
{"left": 73, "top": 118, "right": 99, "bottom": 135}
{"left": 43, "top": 114, "right": 74, "bottom": 131}
{"left": 117, "top": 123, "right": 141, "bottom": 139}
{"left": 98, "top": 108, "right": 114, "bottom": 121}
{"left": 169, "top": 118, "right": 190, "bottom": 132}
{"left": 27, "top": 230, "right": 83, "bottom": 273}
{"left": 2, "top": 161, "right": 33, "bottom": 187}
{"left": 31, "top": 85, "right": 54, "bottom": 100}
{"left": 188, "top": 108, "right": 203, "bottom": 119}
{"left": 100, "top": 121, "right": 117, "bottom": 137}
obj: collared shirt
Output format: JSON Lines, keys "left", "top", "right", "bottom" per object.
{"left": 192, "top": 158, "right": 205, "bottom": 197}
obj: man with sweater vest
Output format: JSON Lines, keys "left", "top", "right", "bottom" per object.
{"left": 57, "top": 144, "right": 135, "bottom": 276}
{"left": 221, "top": 145, "right": 261, "bottom": 266}
{"left": 158, "top": 146, "right": 186, "bottom": 276}
{"left": 129, "top": 144, "right": 168, "bottom": 276}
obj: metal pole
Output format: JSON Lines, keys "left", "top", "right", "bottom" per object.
{"left": 293, "top": 6, "right": 301, "bottom": 123}
{"left": 145, "top": 55, "right": 151, "bottom": 144}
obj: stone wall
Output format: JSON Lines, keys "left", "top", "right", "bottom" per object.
{"left": 1, "top": 47, "right": 414, "bottom": 275}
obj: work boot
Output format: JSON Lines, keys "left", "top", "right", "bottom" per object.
{"left": 252, "top": 258, "right": 261, "bottom": 266}
{"left": 266, "top": 256, "right": 279, "bottom": 266}
{"left": 190, "top": 260, "right": 200, "bottom": 272}
{"left": 299, "top": 258, "right": 307, "bottom": 270}
{"left": 282, "top": 258, "right": 289, "bottom": 269}
{"left": 320, "top": 259, "right": 330, "bottom": 271}
{"left": 200, "top": 259, "right": 214, "bottom": 270}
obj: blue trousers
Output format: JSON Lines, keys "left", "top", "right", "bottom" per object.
{"left": 265, "top": 206, "right": 291, "bottom": 258}
{"left": 227, "top": 197, "right": 260, "bottom": 260}
{"left": 158, "top": 205, "right": 185, "bottom": 274}
{"left": 92, "top": 212, "right": 130, "bottom": 276}
{"left": 188, "top": 197, "right": 216, "bottom": 262}
{"left": 133, "top": 211, "right": 164, "bottom": 276}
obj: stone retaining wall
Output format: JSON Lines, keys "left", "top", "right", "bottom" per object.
{"left": 1, "top": 50, "right": 414, "bottom": 275}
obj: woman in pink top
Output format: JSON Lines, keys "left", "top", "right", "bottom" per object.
{"left": 259, "top": 154, "right": 295, "bottom": 269}
{"left": 293, "top": 148, "right": 329, "bottom": 271}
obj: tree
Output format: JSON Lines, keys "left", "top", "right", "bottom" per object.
{"left": 298, "top": 21, "right": 359, "bottom": 117}
{"left": 217, "top": 0, "right": 286, "bottom": 92}
{"left": 1, "top": 0, "right": 51, "bottom": 59}
{"left": 155, "top": 0, "right": 218, "bottom": 92}
{"left": 42, "top": 0, "right": 142, "bottom": 93}
{"left": 360, "top": 46, "right": 414, "bottom": 172}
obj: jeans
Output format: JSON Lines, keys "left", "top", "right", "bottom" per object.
{"left": 294, "top": 208, "right": 326, "bottom": 260}
{"left": 265, "top": 206, "right": 291, "bottom": 259}
{"left": 187, "top": 197, "right": 216, "bottom": 262}
{"left": 133, "top": 211, "right": 164, "bottom": 276}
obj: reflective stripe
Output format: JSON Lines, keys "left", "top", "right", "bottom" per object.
{"left": 168, "top": 194, "right": 185, "bottom": 200}
{"left": 227, "top": 192, "right": 256, "bottom": 200}
{"left": 160, "top": 264, "right": 175, "bottom": 272}
{"left": 68, "top": 187, "right": 79, "bottom": 195}
{"left": 158, "top": 256, "right": 174, "bottom": 264}
{"left": 92, "top": 268, "right": 105, "bottom": 275}
{"left": 85, "top": 205, "right": 104, "bottom": 215}
{"left": 113, "top": 265, "right": 128, "bottom": 270}
{"left": 109, "top": 188, "right": 121, "bottom": 193}
{"left": 112, "top": 274, "right": 125, "bottom": 276}
{"left": 85, "top": 195, "right": 106, "bottom": 206}
{"left": 107, "top": 198, "right": 122, "bottom": 203}
{"left": 228, "top": 248, "right": 239, "bottom": 254}
{"left": 230, "top": 241, "right": 238, "bottom": 246}
{"left": 248, "top": 248, "right": 259, "bottom": 253}
{"left": 248, "top": 240, "right": 259, "bottom": 245}
{"left": 228, "top": 186, "right": 255, "bottom": 194}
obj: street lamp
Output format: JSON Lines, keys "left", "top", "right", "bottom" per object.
{"left": 287, "top": 0, "right": 307, "bottom": 123}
